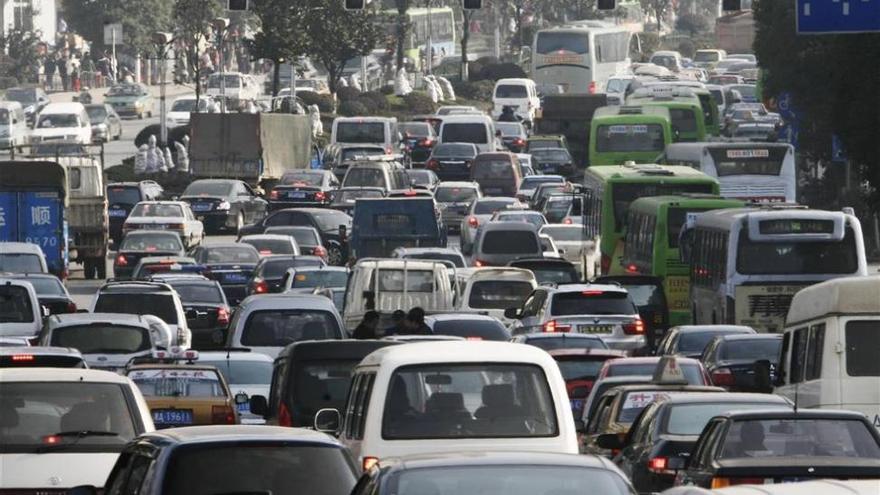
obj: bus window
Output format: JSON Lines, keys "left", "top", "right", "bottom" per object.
{"left": 536, "top": 32, "right": 588, "bottom": 54}
{"left": 736, "top": 228, "right": 859, "bottom": 275}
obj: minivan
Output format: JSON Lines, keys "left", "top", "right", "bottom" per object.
{"left": 341, "top": 158, "right": 409, "bottom": 192}
{"left": 0, "top": 101, "right": 29, "bottom": 148}
{"left": 464, "top": 221, "right": 543, "bottom": 267}
{"left": 470, "top": 152, "right": 523, "bottom": 197}
{"left": 331, "top": 117, "right": 400, "bottom": 154}
{"left": 439, "top": 114, "right": 496, "bottom": 155}
{"left": 31, "top": 102, "right": 92, "bottom": 144}
{"left": 316, "top": 341, "right": 578, "bottom": 470}
{"left": 492, "top": 78, "right": 541, "bottom": 122}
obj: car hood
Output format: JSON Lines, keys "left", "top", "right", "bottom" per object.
{"left": 0, "top": 452, "right": 120, "bottom": 488}
{"left": 105, "top": 96, "right": 143, "bottom": 103}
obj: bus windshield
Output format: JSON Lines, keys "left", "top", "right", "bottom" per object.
{"left": 596, "top": 124, "right": 665, "bottom": 152}
{"left": 536, "top": 32, "right": 588, "bottom": 54}
{"left": 708, "top": 147, "right": 787, "bottom": 176}
{"left": 736, "top": 228, "right": 859, "bottom": 275}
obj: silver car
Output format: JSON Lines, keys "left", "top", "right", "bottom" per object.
{"left": 458, "top": 196, "right": 524, "bottom": 251}
{"left": 435, "top": 181, "right": 481, "bottom": 232}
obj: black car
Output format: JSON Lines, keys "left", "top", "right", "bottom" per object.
{"left": 406, "top": 169, "right": 441, "bottom": 191}
{"left": 595, "top": 275, "right": 670, "bottom": 353}
{"left": 530, "top": 147, "right": 574, "bottom": 176}
{"left": 400, "top": 121, "right": 437, "bottom": 164}
{"left": 508, "top": 257, "right": 580, "bottom": 285}
{"left": 611, "top": 392, "right": 793, "bottom": 493}
{"left": 675, "top": 409, "right": 880, "bottom": 488}
{"left": 150, "top": 275, "right": 232, "bottom": 349}
{"left": 495, "top": 121, "right": 528, "bottom": 153}
{"left": 179, "top": 179, "right": 268, "bottom": 234}
{"left": 268, "top": 170, "right": 339, "bottom": 210}
{"left": 5, "top": 86, "right": 50, "bottom": 126}
{"left": 249, "top": 340, "right": 400, "bottom": 428}
{"left": 188, "top": 243, "right": 261, "bottom": 305}
{"left": 425, "top": 142, "right": 479, "bottom": 181}
{"left": 247, "top": 254, "right": 326, "bottom": 295}
{"left": 113, "top": 230, "right": 186, "bottom": 279}
{"left": 238, "top": 208, "right": 352, "bottom": 266}
{"left": 656, "top": 325, "right": 756, "bottom": 359}
{"left": 328, "top": 187, "right": 386, "bottom": 216}
{"left": 1, "top": 273, "right": 75, "bottom": 314}
{"left": 700, "top": 334, "right": 782, "bottom": 392}
{"left": 107, "top": 181, "right": 164, "bottom": 245}
{"left": 264, "top": 226, "right": 330, "bottom": 262}
{"left": 424, "top": 313, "right": 511, "bottom": 341}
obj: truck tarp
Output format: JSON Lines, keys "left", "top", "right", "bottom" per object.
{"left": 534, "top": 94, "right": 607, "bottom": 168}
{"left": 351, "top": 197, "right": 446, "bottom": 259}
{"left": 189, "top": 113, "right": 312, "bottom": 183}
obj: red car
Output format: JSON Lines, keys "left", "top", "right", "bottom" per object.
{"left": 549, "top": 348, "right": 626, "bottom": 419}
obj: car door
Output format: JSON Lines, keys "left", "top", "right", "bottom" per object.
{"left": 679, "top": 418, "right": 725, "bottom": 487}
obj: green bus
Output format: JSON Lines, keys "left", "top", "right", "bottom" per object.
{"left": 589, "top": 106, "right": 672, "bottom": 166}
{"left": 621, "top": 195, "right": 746, "bottom": 325}
{"left": 582, "top": 164, "right": 720, "bottom": 277}
{"left": 625, "top": 88, "right": 707, "bottom": 142}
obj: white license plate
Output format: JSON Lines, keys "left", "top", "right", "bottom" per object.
{"left": 109, "top": 209, "right": 127, "bottom": 217}
{"left": 290, "top": 192, "right": 307, "bottom": 199}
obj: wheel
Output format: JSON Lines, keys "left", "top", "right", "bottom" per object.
{"left": 148, "top": 111, "right": 153, "bottom": 118}
{"left": 95, "top": 257, "right": 107, "bottom": 279}
{"left": 83, "top": 259, "right": 95, "bottom": 280}
{"left": 234, "top": 212, "right": 244, "bottom": 234}
{"left": 328, "top": 245, "right": 345, "bottom": 266}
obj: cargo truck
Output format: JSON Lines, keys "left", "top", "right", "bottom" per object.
{"left": 533, "top": 94, "right": 607, "bottom": 169}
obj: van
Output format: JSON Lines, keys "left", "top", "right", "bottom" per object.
{"left": 0, "top": 101, "right": 28, "bottom": 148}
{"left": 776, "top": 275, "right": 880, "bottom": 430}
{"left": 492, "top": 78, "right": 541, "bottom": 122}
{"left": 439, "top": 114, "right": 496, "bottom": 155}
{"left": 470, "top": 152, "right": 523, "bottom": 197}
{"left": 331, "top": 117, "right": 400, "bottom": 154}
{"left": 0, "top": 278, "right": 43, "bottom": 338}
{"left": 458, "top": 267, "right": 537, "bottom": 324}
{"left": 316, "top": 341, "right": 578, "bottom": 470}
{"left": 464, "top": 221, "right": 543, "bottom": 267}
{"left": 350, "top": 197, "right": 447, "bottom": 260}
{"left": 341, "top": 156, "right": 409, "bottom": 192}
{"left": 31, "top": 102, "right": 91, "bottom": 145}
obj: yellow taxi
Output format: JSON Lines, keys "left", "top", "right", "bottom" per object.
{"left": 125, "top": 349, "right": 239, "bottom": 428}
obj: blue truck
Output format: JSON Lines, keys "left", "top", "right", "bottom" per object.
{"left": 0, "top": 160, "right": 69, "bottom": 277}
{"left": 351, "top": 197, "right": 447, "bottom": 260}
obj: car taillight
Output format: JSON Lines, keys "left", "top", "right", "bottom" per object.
{"left": 115, "top": 254, "right": 128, "bottom": 266}
{"left": 363, "top": 456, "right": 379, "bottom": 471}
{"left": 625, "top": 263, "right": 638, "bottom": 273}
{"left": 12, "top": 354, "right": 34, "bottom": 362}
{"left": 315, "top": 191, "right": 326, "bottom": 201}
{"left": 600, "top": 254, "right": 611, "bottom": 274}
{"left": 467, "top": 216, "right": 479, "bottom": 228}
{"left": 313, "top": 245, "right": 328, "bottom": 258}
{"left": 66, "top": 301, "right": 77, "bottom": 313}
{"left": 473, "top": 259, "right": 486, "bottom": 267}
{"left": 648, "top": 456, "right": 668, "bottom": 473}
{"left": 418, "top": 138, "right": 434, "bottom": 147}
{"left": 563, "top": 217, "right": 573, "bottom": 225}
{"left": 269, "top": 189, "right": 279, "bottom": 200}
{"left": 278, "top": 402, "right": 292, "bottom": 427}
{"left": 711, "top": 477, "right": 765, "bottom": 489}
{"left": 252, "top": 278, "right": 269, "bottom": 294}
{"left": 623, "top": 319, "right": 645, "bottom": 335}
{"left": 711, "top": 368, "right": 735, "bottom": 386}
{"left": 212, "top": 405, "right": 236, "bottom": 424}
{"left": 216, "top": 307, "right": 230, "bottom": 326}
{"left": 168, "top": 223, "right": 184, "bottom": 230}
{"left": 543, "top": 320, "right": 571, "bottom": 333}
{"left": 589, "top": 81, "right": 597, "bottom": 94}
{"left": 513, "top": 138, "right": 524, "bottom": 145}
{"left": 426, "top": 159, "right": 439, "bottom": 170}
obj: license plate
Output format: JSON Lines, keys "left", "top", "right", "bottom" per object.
{"left": 237, "top": 402, "right": 250, "bottom": 413}
{"left": 579, "top": 325, "right": 613, "bottom": 334}
{"left": 152, "top": 409, "right": 193, "bottom": 425}
{"left": 223, "top": 273, "right": 248, "bottom": 283}
{"left": 142, "top": 224, "right": 164, "bottom": 230}
{"left": 289, "top": 191, "right": 307, "bottom": 199}
{"left": 570, "top": 399, "right": 584, "bottom": 412}
{"left": 109, "top": 209, "right": 127, "bottom": 217}
{"left": 192, "top": 203, "right": 212, "bottom": 212}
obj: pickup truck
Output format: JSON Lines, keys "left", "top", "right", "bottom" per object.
{"left": 0, "top": 160, "right": 69, "bottom": 278}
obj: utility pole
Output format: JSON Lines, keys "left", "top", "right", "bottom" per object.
{"left": 426, "top": 0, "right": 433, "bottom": 75}
{"left": 213, "top": 18, "right": 230, "bottom": 112}
{"left": 153, "top": 32, "right": 173, "bottom": 146}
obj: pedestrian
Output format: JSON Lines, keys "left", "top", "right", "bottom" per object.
{"left": 81, "top": 53, "right": 95, "bottom": 88}
{"left": 58, "top": 53, "right": 69, "bottom": 91}
{"left": 44, "top": 56, "right": 56, "bottom": 90}
{"left": 404, "top": 307, "right": 431, "bottom": 335}
{"left": 384, "top": 310, "right": 407, "bottom": 336}
{"left": 353, "top": 310, "right": 381, "bottom": 339}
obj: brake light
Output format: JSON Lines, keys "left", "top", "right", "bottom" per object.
{"left": 269, "top": 189, "right": 279, "bottom": 200}
{"left": 418, "top": 138, "right": 434, "bottom": 147}
{"left": 313, "top": 245, "right": 328, "bottom": 258}
{"left": 711, "top": 368, "right": 735, "bottom": 386}
{"left": 625, "top": 263, "right": 638, "bottom": 273}
{"left": 43, "top": 435, "right": 62, "bottom": 445}
{"left": 115, "top": 254, "right": 128, "bottom": 266}
{"left": 259, "top": 249, "right": 272, "bottom": 255}
{"left": 648, "top": 456, "right": 668, "bottom": 473}
{"left": 426, "top": 159, "right": 439, "bottom": 170}
{"left": 278, "top": 402, "right": 292, "bottom": 427}
{"left": 252, "top": 278, "right": 269, "bottom": 294}
{"left": 582, "top": 290, "right": 604, "bottom": 296}
{"left": 623, "top": 319, "right": 645, "bottom": 335}
{"left": 212, "top": 405, "right": 236, "bottom": 424}
{"left": 12, "top": 354, "right": 34, "bottom": 362}
{"left": 468, "top": 216, "right": 479, "bottom": 228}
{"left": 563, "top": 217, "right": 573, "bottom": 224}
{"left": 66, "top": 301, "right": 77, "bottom": 313}
{"left": 363, "top": 456, "right": 379, "bottom": 471}
{"left": 512, "top": 138, "right": 524, "bottom": 145}
{"left": 543, "top": 320, "right": 571, "bottom": 333}
{"left": 588, "top": 81, "right": 597, "bottom": 94}
{"left": 315, "top": 191, "right": 326, "bottom": 201}
{"left": 711, "top": 477, "right": 765, "bottom": 489}
{"left": 216, "top": 307, "right": 230, "bottom": 326}
{"left": 600, "top": 254, "right": 611, "bottom": 274}
{"left": 168, "top": 223, "right": 184, "bottom": 230}
{"left": 403, "top": 189, "right": 418, "bottom": 196}
{"left": 473, "top": 259, "right": 486, "bottom": 267}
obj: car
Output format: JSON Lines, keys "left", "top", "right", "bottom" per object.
{"left": 460, "top": 197, "right": 523, "bottom": 251}
{"left": 107, "top": 181, "right": 165, "bottom": 245}
{"left": 4, "top": 86, "right": 49, "bottom": 125}
{"left": 515, "top": 153, "right": 536, "bottom": 176}
{"left": 495, "top": 121, "right": 528, "bottom": 152}
{"left": 400, "top": 121, "right": 438, "bottom": 164}
{"left": 324, "top": 143, "right": 389, "bottom": 180}
{"left": 197, "top": 350, "right": 273, "bottom": 424}
{"left": 470, "top": 152, "right": 523, "bottom": 197}
{"left": 84, "top": 103, "right": 122, "bottom": 142}
{"left": 179, "top": 179, "right": 267, "bottom": 234}
{"left": 104, "top": 83, "right": 154, "bottom": 118}
{"left": 612, "top": 392, "right": 792, "bottom": 494}
{"left": 91, "top": 281, "right": 191, "bottom": 349}
{"left": 238, "top": 208, "right": 352, "bottom": 266}
{"left": 264, "top": 226, "right": 329, "bottom": 262}
{"left": 425, "top": 142, "right": 480, "bottom": 181}
{"left": 457, "top": 267, "right": 536, "bottom": 323}
{"left": 424, "top": 313, "right": 512, "bottom": 341}
{"left": 0, "top": 277, "right": 42, "bottom": 339}
{"left": 431, "top": 181, "right": 481, "bottom": 233}
{"left": 605, "top": 75, "right": 636, "bottom": 105}
{"left": 122, "top": 201, "right": 205, "bottom": 249}
{"left": 0, "top": 368, "right": 154, "bottom": 492}
{"left": 507, "top": 257, "right": 581, "bottom": 285}
{"left": 113, "top": 230, "right": 186, "bottom": 279}
{"left": 130, "top": 256, "right": 203, "bottom": 280}
{"left": 0, "top": 346, "right": 86, "bottom": 368}
{"left": 516, "top": 174, "right": 565, "bottom": 203}
{"left": 655, "top": 325, "right": 757, "bottom": 359}
{"left": 541, "top": 193, "right": 583, "bottom": 225}
{"left": 0, "top": 241, "right": 48, "bottom": 274}
{"left": 349, "top": 452, "right": 636, "bottom": 495}
{"left": 40, "top": 312, "right": 174, "bottom": 371}
{"left": 530, "top": 147, "right": 574, "bottom": 176}
{"left": 390, "top": 246, "right": 467, "bottom": 268}
{"left": 1, "top": 273, "right": 75, "bottom": 314}
{"left": 239, "top": 234, "right": 301, "bottom": 257}
{"left": 490, "top": 209, "right": 548, "bottom": 229}
{"left": 661, "top": 480, "right": 880, "bottom": 495}
{"left": 188, "top": 242, "right": 261, "bottom": 306}
{"left": 540, "top": 224, "right": 592, "bottom": 275}
{"left": 282, "top": 265, "right": 349, "bottom": 294}
{"left": 165, "top": 94, "right": 210, "bottom": 127}
{"left": 151, "top": 276, "right": 232, "bottom": 350}
{"left": 226, "top": 293, "right": 346, "bottom": 358}
{"left": 406, "top": 168, "right": 441, "bottom": 191}
{"left": 549, "top": 348, "right": 628, "bottom": 419}
{"left": 594, "top": 275, "right": 670, "bottom": 353}
{"left": 466, "top": 221, "right": 543, "bottom": 267}
{"left": 526, "top": 134, "right": 568, "bottom": 152}
{"left": 510, "top": 332, "right": 609, "bottom": 351}
{"left": 247, "top": 254, "right": 327, "bottom": 295}
{"left": 268, "top": 170, "right": 339, "bottom": 209}
{"left": 75, "top": 425, "right": 358, "bottom": 495}
{"left": 674, "top": 409, "right": 880, "bottom": 488}
{"left": 700, "top": 333, "right": 782, "bottom": 392}
{"left": 530, "top": 182, "right": 569, "bottom": 211}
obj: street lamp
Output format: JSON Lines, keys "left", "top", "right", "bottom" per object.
{"left": 152, "top": 31, "right": 174, "bottom": 146}
{"left": 213, "top": 17, "right": 230, "bottom": 113}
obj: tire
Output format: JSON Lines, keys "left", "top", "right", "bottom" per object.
{"left": 234, "top": 212, "right": 244, "bottom": 235}
{"left": 328, "top": 244, "right": 345, "bottom": 266}
{"left": 96, "top": 257, "right": 107, "bottom": 280}
{"left": 138, "top": 112, "right": 144, "bottom": 120}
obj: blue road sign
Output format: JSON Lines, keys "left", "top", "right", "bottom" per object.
{"left": 796, "top": 0, "right": 880, "bottom": 34}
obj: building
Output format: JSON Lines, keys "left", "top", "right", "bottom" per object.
{"left": 1, "top": 0, "right": 58, "bottom": 45}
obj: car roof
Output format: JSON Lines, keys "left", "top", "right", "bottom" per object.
{"left": 548, "top": 349, "right": 627, "bottom": 358}
{"left": 0, "top": 367, "right": 133, "bottom": 383}
{"left": 138, "top": 425, "right": 344, "bottom": 446}
{"left": 607, "top": 356, "right": 702, "bottom": 366}
{"left": 713, "top": 333, "right": 782, "bottom": 343}
{"left": 0, "top": 242, "right": 44, "bottom": 254}
{"left": 198, "top": 351, "right": 274, "bottom": 363}
{"left": 359, "top": 341, "right": 557, "bottom": 368}
{"left": 278, "top": 339, "right": 401, "bottom": 360}
{"left": 239, "top": 234, "right": 296, "bottom": 241}
{"left": 509, "top": 257, "right": 576, "bottom": 266}
{"left": 238, "top": 293, "right": 338, "bottom": 311}
{"left": 468, "top": 267, "right": 535, "bottom": 282}
{"left": 654, "top": 392, "right": 792, "bottom": 406}
{"left": 670, "top": 325, "right": 755, "bottom": 334}
{"left": 293, "top": 265, "right": 348, "bottom": 273}
{"left": 380, "top": 451, "right": 617, "bottom": 472}
{"left": 480, "top": 221, "right": 538, "bottom": 232}
{"left": 719, "top": 409, "right": 870, "bottom": 421}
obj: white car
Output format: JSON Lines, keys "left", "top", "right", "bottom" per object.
{"left": 90, "top": 281, "right": 192, "bottom": 350}
{"left": 459, "top": 197, "right": 525, "bottom": 251}
{"left": 539, "top": 233, "right": 562, "bottom": 258}
{"left": 0, "top": 368, "right": 154, "bottom": 491}
{"left": 199, "top": 351, "right": 274, "bottom": 424}
{"left": 31, "top": 102, "right": 91, "bottom": 145}
{"left": 122, "top": 201, "right": 204, "bottom": 248}
{"left": 165, "top": 94, "right": 210, "bottom": 128}
{"left": 457, "top": 267, "right": 536, "bottom": 324}
{"left": 540, "top": 224, "right": 597, "bottom": 279}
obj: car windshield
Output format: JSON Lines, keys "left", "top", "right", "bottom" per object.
{"left": 482, "top": 230, "right": 539, "bottom": 255}
{"left": 442, "top": 123, "right": 488, "bottom": 144}
{"left": 435, "top": 186, "right": 477, "bottom": 203}
{"left": 665, "top": 402, "right": 790, "bottom": 435}
{"left": 183, "top": 182, "right": 233, "bottom": 197}
{"left": 6, "top": 89, "right": 35, "bottom": 103}
{"left": 86, "top": 106, "right": 108, "bottom": 120}
{"left": 241, "top": 309, "right": 338, "bottom": 346}
{"left": 473, "top": 160, "right": 514, "bottom": 179}
{"left": 108, "top": 186, "right": 142, "bottom": 205}
{"left": 291, "top": 359, "right": 358, "bottom": 419}
{"left": 720, "top": 339, "right": 782, "bottom": 361}
{"left": 516, "top": 263, "right": 579, "bottom": 285}
{"left": 120, "top": 233, "right": 183, "bottom": 252}
{"left": 401, "top": 123, "right": 431, "bottom": 136}
{"left": 525, "top": 336, "right": 607, "bottom": 351}
{"left": 474, "top": 200, "right": 517, "bottom": 215}
{"left": 242, "top": 238, "right": 295, "bottom": 255}
{"left": 719, "top": 419, "right": 880, "bottom": 459}
{"left": 383, "top": 363, "right": 558, "bottom": 439}
{"left": 551, "top": 292, "right": 635, "bottom": 316}
{"left": 495, "top": 122, "right": 524, "bottom": 136}
{"left": 12, "top": 277, "right": 64, "bottom": 296}
{"left": 108, "top": 85, "right": 144, "bottom": 96}
{"left": 52, "top": 324, "right": 151, "bottom": 354}
{"left": 129, "top": 367, "right": 226, "bottom": 397}
{"left": 0, "top": 382, "right": 137, "bottom": 453}
{"left": 679, "top": 331, "right": 746, "bottom": 353}
{"left": 555, "top": 359, "right": 607, "bottom": 381}
{"left": 130, "top": 203, "right": 183, "bottom": 217}
{"left": 259, "top": 258, "right": 323, "bottom": 278}
{"left": 169, "top": 283, "right": 224, "bottom": 304}
{"left": 433, "top": 144, "right": 477, "bottom": 158}
{"left": 161, "top": 444, "right": 356, "bottom": 495}
{"left": 204, "top": 246, "right": 260, "bottom": 263}
{"left": 94, "top": 293, "right": 178, "bottom": 324}
{"left": 542, "top": 227, "right": 584, "bottom": 242}
{"left": 495, "top": 84, "right": 529, "bottom": 98}
{"left": 606, "top": 362, "right": 703, "bottom": 384}
{"left": 291, "top": 270, "right": 348, "bottom": 288}
{"left": 312, "top": 211, "right": 351, "bottom": 232}
{"left": 207, "top": 74, "right": 242, "bottom": 88}
{"left": 531, "top": 149, "right": 571, "bottom": 162}
{"left": 37, "top": 114, "right": 79, "bottom": 128}
{"left": 336, "top": 122, "right": 385, "bottom": 143}
{"left": 0, "top": 254, "right": 43, "bottom": 274}
{"left": 0, "top": 284, "right": 34, "bottom": 323}
{"left": 695, "top": 51, "right": 721, "bottom": 62}
{"left": 200, "top": 358, "right": 272, "bottom": 386}
{"left": 281, "top": 172, "right": 324, "bottom": 186}
{"left": 344, "top": 168, "right": 386, "bottom": 188}
{"left": 596, "top": 124, "right": 666, "bottom": 152}
{"left": 468, "top": 280, "right": 533, "bottom": 310}
{"left": 389, "top": 465, "right": 629, "bottom": 495}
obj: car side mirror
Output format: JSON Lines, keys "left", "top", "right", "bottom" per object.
{"left": 249, "top": 394, "right": 268, "bottom": 417}
{"left": 503, "top": 307, "right": 521, "bottom": 319}
{"left": 314, "top": 408, "right": 341, "bottom": 433}
{"left": 596, "top": 432, "right": 626, "bottom": 451}
{"left": 667, "top": 456, "right": 687, "bottom": 471}
{"left": 68, "top": 486, "right": 98, "bottom": 495}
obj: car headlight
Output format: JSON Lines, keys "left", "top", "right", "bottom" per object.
{"left": 97, "top": 123, "right": 107, "bottom": 131}
{"left": 216, "top": 200, "right": 231, "bottom": 211}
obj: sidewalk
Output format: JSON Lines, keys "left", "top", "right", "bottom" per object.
{"left": 48, "top": 83, "right": 197, "bottom": 105}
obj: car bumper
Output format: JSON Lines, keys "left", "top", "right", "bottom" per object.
{"left": 600, "top": 335, "right": 647, "bottom": 353}
{"left": 193, "top": 211, "right": 236, "bottom": 230}
{"left": 268, "top": 200, "right": 329, "bottom": 210}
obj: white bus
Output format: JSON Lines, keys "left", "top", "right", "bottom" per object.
{"left": 777, "top": 275, "right": 880, "bottom": 430}
{"left": 531, "top": 22, "right": 632, "bottom": 94}
{"left": 683, "top": 207, "right": 867, "bottom": 333}
{"left": 664, "top": 141, "right": 797, "bottom": 203}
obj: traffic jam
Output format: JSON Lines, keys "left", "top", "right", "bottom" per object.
{"left": 2, "top": 19, "right": 880, "bottom": 495}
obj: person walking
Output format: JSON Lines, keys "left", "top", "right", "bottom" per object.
{"left": 353, "top": 310, "right": 381, "bottom": 339}
{"left": 44, "top": 56, "right": 56, "bottom": 90}
{"left": 58, "top": 53, "right": 69, "bottom": 91}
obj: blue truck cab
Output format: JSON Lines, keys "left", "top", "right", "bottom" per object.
{"left": 0, "top": 160, "right": 69, "bottom": 278}
{"left": 350, "top": 197, "right": 447, "bottom": 260}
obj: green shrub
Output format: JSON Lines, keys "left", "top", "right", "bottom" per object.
{"left": 355, "top": 96, "right": 378, "bottom": 114}
{"left": 472, "top": 62, "right": 527, "bottom": 81}
{"left": 337, "top": 86, "right": 361, "bottom": 102}
{"left": 338, "top": 99, "right": 369, "bottom": 116}
{"left": 379, "top": 85, "right": 394, "bottom": 95}
{"left": 361, "top": 91, "right": 389, "bottom": 111}
{"left": 402, "top": 92, "right": 436, "bottom": 114}
{"left": 297, "top": 91, "right": 334, "bottom": 113}
{"left": 452, "top": 80, "right": 494, "bottom": 101}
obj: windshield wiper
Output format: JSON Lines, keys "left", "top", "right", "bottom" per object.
{"left": 35, "top": 430, "right": 119, "bottom": 452}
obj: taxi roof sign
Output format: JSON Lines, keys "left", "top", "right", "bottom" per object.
{"left": 153, "top": 347, "right": 199, "bottom": 362}
{"left": 652, "top": 356, "right": 689, "bottom": 385}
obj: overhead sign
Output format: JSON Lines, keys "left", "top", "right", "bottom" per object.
{"left": 103, "top": 23, "right": 124, "bottom": 45}
{"left": 796, "top": 0, "right": 880, "bottom": 34}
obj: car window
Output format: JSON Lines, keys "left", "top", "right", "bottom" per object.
{"left": 720, "top": 419, "right": 880, "bottom": 459}
{"left": 120, "top": 233, "right": 184, "bottom": 252}
{"left": 0, "top": 283, "right": 35, "bottom": 322}
{"left": 665, "top": 402, "right": 789, "bottom": 435}
{"left": 605, "top": 361, "right": 704, "bottom": 384}
{"left": 203, "top": 246, "right": 260, "bottom": 263}
{"left": 468, "top": 280, "right": 533, "bottom": 310}
{"left": 52, "top": 324, "right": 152, "bottom": 354}
{"left": 0, "top": 254, "right": 43, "bottom": 274}
{"left": 130, "top": 203, "right": 183, "bottom": 217}
{"left": 481, "top": 230, "right": 539, "bottom": 254}
{"left": 550, "top": 291, "right": 635, "bottom": 316}
{"left": 241, "top": 309, "right": 339, "bottom": 346}
{"left": 94, "top": 293, "right": 178, "bottom": 324}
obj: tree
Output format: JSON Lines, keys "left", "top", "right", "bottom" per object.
{"left": 394, "top": 0, "right": 411, "bottom": 71}
{"left": 0, "top": 29, "right": 41, "bottom": 85}
{"left": 459, "top": 9, "right": 474, "bottom": 80}
{"left": 640, "top": 0, "right": 671, "bottom": 32}
{"left": 246, "top": 0, "right": 309, "bottom": 97}
{"left": 174, "top": 0, "right": 222, "bottom": 104}
{"left": 675, "top": 12, "right": 709, "bottom": 37}
{"left": 64, "top": 0, "right": 176, "bottom": 56}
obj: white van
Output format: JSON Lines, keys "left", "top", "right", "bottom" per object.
{"left": 317, "top": 341, "right": 578, "bottom": 470}
{"left": 776, "top": 275, "right": 880, "bottom": 430}
{"left": 205, "top": 72, "right": 259, "bottom": 102}
{"left": 331, "top": 116, "right": 400, "bottom": 154}
{"left": 0, "top": 278, "right": 42, "bottom": 338}
{"left": 438, "top": 114, "right": 496, "bottom": 155}
{"left": 0, "top": 101, "right": 29, "bottom": 148}
{"left": 492, "top": 78, "right": 541, "bottom": 121}
{"left": 31, "top": 102, "right": 91, "bottom": 144}
{"left": 458, "top": 267, "right": 537, "bottom": 324}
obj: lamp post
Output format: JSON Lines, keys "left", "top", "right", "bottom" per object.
{"left": 152, "top": 32, "right": 174, "bottom": 146}
{"left": 212, "top": 17, "right": 230, "bottom": 113}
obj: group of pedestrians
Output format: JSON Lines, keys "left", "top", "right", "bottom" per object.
{"left": 352, "top": 307, "right": 432, "bottom": 339}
